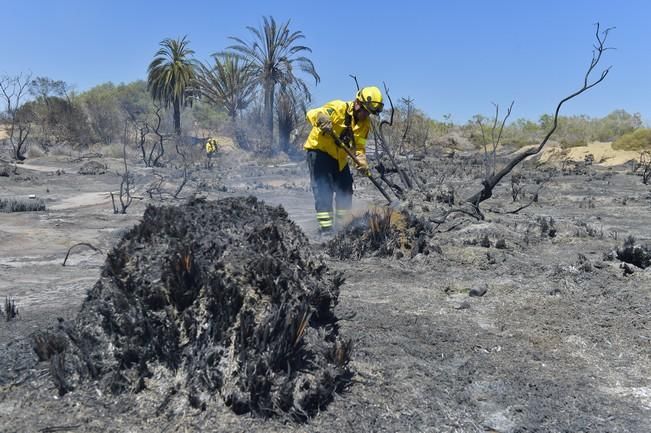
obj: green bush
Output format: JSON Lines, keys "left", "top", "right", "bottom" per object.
{"left": 0, "top": 197, "right": 46, "bottom": 212}
{"left": 612, "top": 128, "right": 651, "bottom": 151}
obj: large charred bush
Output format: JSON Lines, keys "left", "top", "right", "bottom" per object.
{"left": 34, "top": 197, "right": 350, "bottom": 420}
{"left": 327, "top": 208, "right": 431, "bottom": 260}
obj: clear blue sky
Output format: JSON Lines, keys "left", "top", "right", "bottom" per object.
{"left": 2, "top": 0, "right": 650, "bottom": 123}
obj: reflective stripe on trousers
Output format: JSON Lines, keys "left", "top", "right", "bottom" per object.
{"left": 316, "top": 211, "right": 333, "bottom": 229}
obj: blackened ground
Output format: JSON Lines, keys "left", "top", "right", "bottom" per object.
{"left": 1, "top": 150, "right": 651, "bottom": 432}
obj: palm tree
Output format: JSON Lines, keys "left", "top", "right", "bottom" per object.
{"left": 147, "top": 36, "right": 196, "bottom": 136}
{"left": 227, "top": 16, "right": 319, "bottom": 142}
{"left": 194, "top": 53, "right": 257, "bottom": 120}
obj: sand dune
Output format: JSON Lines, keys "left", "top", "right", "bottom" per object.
{"left": 516, "top": 141, "right": 641, "bottom": 167}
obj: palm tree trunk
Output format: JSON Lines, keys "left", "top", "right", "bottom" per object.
{"left": 278, "top": 122, "right": 291, "bottom": 154}
{"left": 173, "top": 98, "right": 181, "bottom": 136}
{"left": 263, "top": 82, "right": 274, "bottom": 145}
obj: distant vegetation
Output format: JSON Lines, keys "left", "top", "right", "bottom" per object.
{"left": 612, "top": 128, "right": 651, "bottom": 151}
{"left": 460, "top": 109, "right": 643, "bottom": 150}
{"left": 0, "top": 16, "right": 645, "bottom": 161}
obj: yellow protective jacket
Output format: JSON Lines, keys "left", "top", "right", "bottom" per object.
{"left": 205, "top": 138, "right": 218, "bottom": 154}
{"left": 304, "top": 100, "right": 370, "bottom": 171}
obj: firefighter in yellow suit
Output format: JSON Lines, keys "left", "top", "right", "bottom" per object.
{"left": 304, "top": 86, "right": 384, "bottom": 235}
{"left": 205, "top": 137, "right": 218, "bottom": 156}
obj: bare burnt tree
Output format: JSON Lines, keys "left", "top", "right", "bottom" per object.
{"left": 111, "top": 142, "right": 134, "bottom": 214}
{"left": 0, "top": 73, "right": 33, "bottom": 160}
{"left": 477, "top": 101, "right": 514, "bottom": 179}
{"left": 634, "top": 150, "right": 651, "bottom": 185}
{"left": 135, "top": 120, "right": 151, "bottom": 163}
{"left": 373, "top": 83, "right": 413, "bottom": 193}
{"left": 125, "top": 102, "right": 167, "bottom": 168}
{"left": 145, "top": 137, "right": 194, "bottom": 201}
{"left": 347, "top": 24, "right": 611, "bottom": 232}
{"left": 465, "top": 23, "right": 612, "bottom": 210}
{"left": 122, "top": 97, "right": 166, "bottom": 167}
{"left": 400, "top": 97, "right": 428, "bottom": 191}
{"left": 395, "top": 97, "right": 414, "bottom": 155}
{"left": 148, "top": 104, "right": 168, "bottom": 167}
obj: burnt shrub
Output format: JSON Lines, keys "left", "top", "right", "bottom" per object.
{"left": 4, "top": 297, "right": 18, "bottom": 321}
{"left": 327, "top": 208, "right": 430, "bottom": 260}
{"left": 0, "top": 197, "right": 46, "bottom": 213}
{"left": 615, "top": 236, "right": 651, "bottom": 269}
{"left": 537, "top": 216, "right": 557, "bottom": 238}
{"left": 78, "top": 160, "right": 107, "bottom": 175}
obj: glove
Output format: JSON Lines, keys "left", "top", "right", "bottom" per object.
{"left": 355, "top": 152, "right": 369, "bottom": 175}
{"left": 316, "top": 112, "right": 333, "bottom": 134}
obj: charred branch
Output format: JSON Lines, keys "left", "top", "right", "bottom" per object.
{"left": 465, "top": 23, "right": 612, "bottom": 208}
{"left": 62, "top": 242, "right": 103, "bottom": 266}
{"left": 429, "top": 206, "right": 483, "bottom": 228}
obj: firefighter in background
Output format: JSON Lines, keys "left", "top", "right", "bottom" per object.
{"left": 304, "top": 86, "right": 384, "bottom": 235}
{"left": 205, "top": 137, "right": 218, "bottom": 168}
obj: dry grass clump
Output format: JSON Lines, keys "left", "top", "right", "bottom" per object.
{"left": 0, "top": 197, "right": 46, "bottom": 212}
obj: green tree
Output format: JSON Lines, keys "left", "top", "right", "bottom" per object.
{"left": 78, "top": 82, "right": 122, "bottom": 144}
{"left": 227, "top": 16, "right": 319, "bottom": 143}
{"left": 29, "top": 76, "right": 68, "bottom": 105}
{"left": 147, "top": 36, "right": 197, "bottom": 136}
{"left": 594, "top": 109, "right": 642, "bottom": 142}
{"left": 190, "top": 101, "right": 229, "bottom": 132}
{"left": 194, "top": 53, "right": 257, "bottom": 120}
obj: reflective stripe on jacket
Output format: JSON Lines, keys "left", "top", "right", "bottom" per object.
{"left": 303, "top": 100, "right": 370, "bottom": 171}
